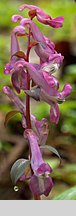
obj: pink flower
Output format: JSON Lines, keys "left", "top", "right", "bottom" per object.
{"left": 10, "top": 129, "right": 53, "bottom": 197}
{"left": 20, "top": 18, "right": 64, "bottom": 63}
{"left": 22, "top": 114, "right": 49, "bottom": 145}
{"left": 24, "top": 129, "right": 53, "bottom": 196}
{"left": 2, "top": 86, "right": 25, "bottom": 113}
{"left": 4, "top": 26, "right": 28, "bottom": 93}
{"left": 22, "top": 61, "right": 72, "bottom": 124}
{"left": 19, "top": 4, "right": 64, "bottom": 28}
{"left": 4, "top": 3, "right": 72, "bottom": 199}
{"left": 12, "top": 16, "right": 64, "bottom": 64}
{"left": 3, "top": 85, "right": 49, "bottom": 142}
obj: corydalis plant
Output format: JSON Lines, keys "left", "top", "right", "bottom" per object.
{"left": 3, "top": 4, "right": 72, "bottom": 200}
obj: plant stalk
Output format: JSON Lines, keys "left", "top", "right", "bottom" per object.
{"left": 26, "top": 28, "right": 31, "bottom": 129}
{"left": 26, "top": 27, "right": 41, "bottom": 200}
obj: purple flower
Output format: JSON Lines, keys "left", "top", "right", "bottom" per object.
{"left": 15, "top": 61, "right": 71, "bottom": 116}
{"left": 12, "top": 16, "right": 64, "bottom": 64}
{"left": 28, "top": 84, "right": 72, "bottom": 124}
{"left": 22, "top": 114, "right": 49, "bottom": 145}
{"left": 11, "top": 129, "right": 53, "bottom": 197}
{"left": 22, "top": 61, "right": 72, "bottom": 124}
{"left": 10, "top": 59, "right": 72, "bottom": 124}
{"left": 29, "top": 175, "right": 53, "bottom": 197}
{"left": 19, "top": 18, "right": 64, "bottom": 64}
{"left": 19, "top": 18, "right": 52, "bottom": 62}
{"left": 19, "top": 4, "right": 64, "bottom": 28}
{"left": 4, "top": 26, "right": 28, "bottom": 93}
{"left": 23, "top": 129, "right": 53, "bottom": 196}
{"left": 3, "top": 3, "right": 72, "bottom": 199}
{"left": 3, "top": 85, "right": 49, "bottom": 141}
{"left": 11, "top": 14, "right": 23, "bottom": 23}
{"left": 2, "top": 86, "right": 26, "bottom": 113}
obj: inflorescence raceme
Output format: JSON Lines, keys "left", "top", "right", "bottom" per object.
{"left": 3, "top": 4, "right": 72, "bottom": 198}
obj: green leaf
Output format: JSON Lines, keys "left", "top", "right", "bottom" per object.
{"left": 4, "top": 110, "right": 19, "bottom": 127}
{"left": 40, "top": 145, "right": 61, "bottom": 164}
{"left": 10, "top": 159, "right": 30, "bottom": 184}
{"left": 53, "top": 186, "right": 76, "bottom": 200}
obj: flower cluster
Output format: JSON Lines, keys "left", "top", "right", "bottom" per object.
{"left": 3, "top": 4, "right": 72, "bottom": 199}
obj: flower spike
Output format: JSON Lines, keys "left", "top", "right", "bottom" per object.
{"left": 3, "top": 3, "right": 72, "bottom": 199}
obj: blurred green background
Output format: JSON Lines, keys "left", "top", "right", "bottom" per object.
{"left": 0, "top": 0, "right": 76, "bottom": 200}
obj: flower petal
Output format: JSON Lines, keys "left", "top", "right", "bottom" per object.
{"left": 11, "top": 14, "right": 23, "bottom": 23}
{"left": 46, "top": 16, "right": 64, "bottom": 28}
{"left": 11, "top": 26, "right": 26, "bottom": 57}
{"left": 44, "top": 176, "right": 54, "bottom": 196}
{"left": 12, "top": 69, "right": 27, "bottom": 93}
{"left": 2, "top": 86, "right": 25, "bottom": 113}
{"left": 19, "top": 4, "right": 39, "bottom": 12}
{"left": 42, "top": 71, "right": 59, "bottom": 90}
{"left": 17, "top": 60, "right": 50, "bottom": 91}
{"left": 58, "top": 84, "right": 72, "bottom": 100}
{"left": 20, "top": 18, "right": 45, "bottom": 43}
{"left": 29, "top": 174, "right": 53, "bottom": 196}
{"left": 12, "top": 71, "right": 21, "bottom": 94}
{"left": 35, "top": 118, "right": 49, "bottom": 145}
{"left": 36, "top": 163, "right": 52, "bottom": 175}
{"left": 19, "top": 4, "right": 64, "bottom": 28}
{"left": 20, "top": 18, "right": 51, "bottom": 62}
{"left": 49, "top": 53, "right": 64, "bottom": 66}
{"left": 24, "top": 129, "right": 44, "bottom": 172}
{"left": 4, "top": 63, "right": 11, "bottom": 74}
{"left": 22, "top": 114, "right": 49, "bottom": 146}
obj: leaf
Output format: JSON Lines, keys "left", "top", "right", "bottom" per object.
{"left": 4, "top": 110, "right": 19, "bottom": 127}
{"left": 40, "top": 145, "right": 61, "bottom": 165}
{"left": 10, "top": 159, "right": 30, "bottom": 184}
{"left": 53, "top": 186, "right": 76, "bottom": 200}
{"left": 12, "top": 51, "right": 27, "bottom": 60}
